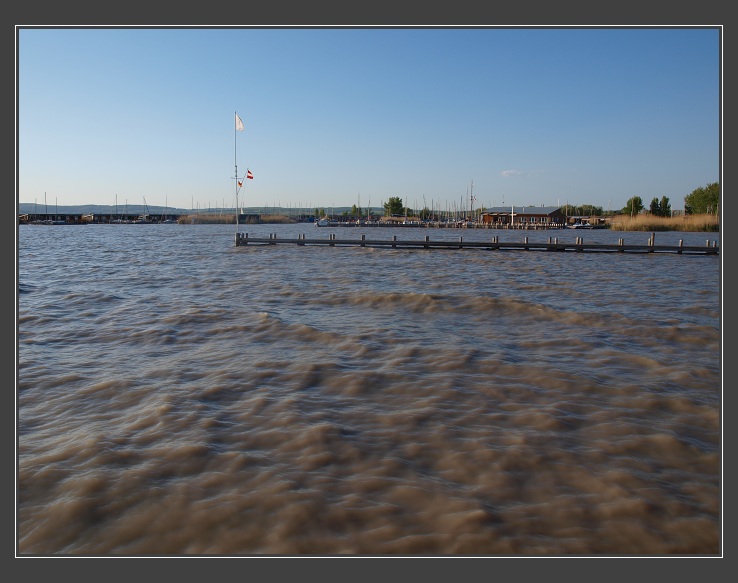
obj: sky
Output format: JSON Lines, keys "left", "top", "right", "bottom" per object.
{"left": 16, "top": 26, "right": 721, "bottom": 213}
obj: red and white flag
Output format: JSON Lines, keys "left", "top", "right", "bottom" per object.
{"left": 235, "top": 113, "right": 244, "bottom": 132}
{"left": 246, "top": 169, "right": 253, "bottom": 180}
{"left": 237, "top": 181, "right": 243, "bottom": 187}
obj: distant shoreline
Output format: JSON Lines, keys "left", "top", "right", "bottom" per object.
{"left": 17, "top": 203, "right": 720, "bottom": 232}
{"left": 19, "top": 214, "right": 720, "bottom": 232}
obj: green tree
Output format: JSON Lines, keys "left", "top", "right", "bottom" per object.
{"left": 684, "top": 182, "right": 719, "bottom": 215}
{"left": 649, "top": 196, "right": 671, "bottom": 216}
{"left": 580, "top": 204, "right": 603, "bottom": 216}
{"left": 384, "top": 196, "right": 404, "bottom": 216}
{"left": 649, "top": 197, "right": 660, "bottom": 215}
{"left": 559, "top": 203, "right": 603, "bottom": 217}
{"left": 623, "top": 196, "right": 643, "bottom": 217}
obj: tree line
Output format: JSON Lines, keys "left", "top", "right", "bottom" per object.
{"left": 314, "top": 183, "right": 720, "bottom": 219}
{"left": 623, "top": 182, "right": 719, "bottom": 217}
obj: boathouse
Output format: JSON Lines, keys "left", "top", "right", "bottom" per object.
{"left": 480, "top": 206, "right": 566, "bottom": 227}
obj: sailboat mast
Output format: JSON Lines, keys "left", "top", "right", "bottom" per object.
{"left": 470, "top": 180, "right": 474, "bottom": 221}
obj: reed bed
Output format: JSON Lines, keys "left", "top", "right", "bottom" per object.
{"left": 180, "top": 213, "right": 298, "bottom": 224}
{"left": 257, "top": 214, "right": 296, "bottom": 224}
{"left": 608, "top": 213, "right": 719, "bottom": 232}
{"left": 178, "top": 214, "right": 237, "bottom": 224}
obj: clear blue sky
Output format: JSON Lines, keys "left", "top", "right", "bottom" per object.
{"left": 17, "top": 26, "right": 720, "bottom": 212}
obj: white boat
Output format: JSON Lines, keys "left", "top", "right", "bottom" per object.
{"left": 133, "top": 197, "right": 153, "bottom": 223}
{"left": 315, "top": 218, "right": 330, "bottom": 226}
{"left": 567, "top": 222, "right": 593, "bottom": 229}
{"left": 161, "top": 196, "right": 177, "bottom": 223}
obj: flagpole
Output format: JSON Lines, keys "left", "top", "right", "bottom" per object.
{"left": 235, "top": 111, "right": 239, "bottom": 231}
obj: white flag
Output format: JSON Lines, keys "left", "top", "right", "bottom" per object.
{"left": 235, "top": 113, "right": 244, "bottom": 131}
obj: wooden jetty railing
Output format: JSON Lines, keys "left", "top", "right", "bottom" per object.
{"left": 234, "top": 232, "right": 719, "bottom": 255}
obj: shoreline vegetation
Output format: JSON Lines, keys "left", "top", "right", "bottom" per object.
{"left": 183, "top": 213, "right": 720, "bottom": 232}
{"left": 606, "top": 213, "right": 719, "bottom": 232}
{"left": 182, "top": 213, "right": 293, "bottom": 225}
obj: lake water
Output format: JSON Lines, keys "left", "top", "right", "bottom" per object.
{"left": 16, "top": 223, "right": 722, "bottom": 556}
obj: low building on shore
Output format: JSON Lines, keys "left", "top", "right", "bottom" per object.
{"left": 480, "top": 206, "right": 566, "bottom": 227}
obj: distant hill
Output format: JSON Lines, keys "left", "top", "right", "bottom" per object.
{"left": 18, "top": 203, "right": 217, "bottom": 215}
{"left": 18, "top": 203, "right": 364, "bottom": 215}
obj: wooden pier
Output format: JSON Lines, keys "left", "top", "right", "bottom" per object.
{"left": 234, "top": 232, "right": 719, "bottom": 255}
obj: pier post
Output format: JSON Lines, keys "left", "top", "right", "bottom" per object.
{"left": 392, "top": 235, "right": 397, "bottom": 248}
{"left": 361, "top": 234, "right": 366, "bottom": 247}
{"left": 678, "top": 239, "right": 683, "bottom": 254}
{"left": 424, "top": 235, "right": 429, "bottom": 249}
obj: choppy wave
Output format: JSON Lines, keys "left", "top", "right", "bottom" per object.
{"left": 17, "top": 224, "right": 721, "bottom": 555}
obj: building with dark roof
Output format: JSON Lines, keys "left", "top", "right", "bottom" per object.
{"left": 480, "top": 206, "right": 566, "bottom": 227}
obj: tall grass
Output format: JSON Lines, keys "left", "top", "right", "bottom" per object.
{"left": 178, "top": 213, "right": 296, "bottom": 224}
{"left": 258, "top": 214, "right": 295, "bottom": 224}
{"left": 608, "top": 213, "right": 719, "bottom": 232}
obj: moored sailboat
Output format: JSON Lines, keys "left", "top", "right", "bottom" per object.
{"left": 161, "top": 195, "right": 177, "bottom": 223}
